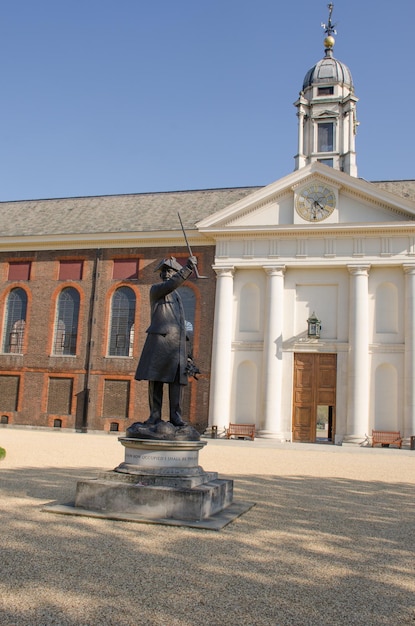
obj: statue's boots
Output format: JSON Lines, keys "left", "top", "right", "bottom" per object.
{"left": 144, "top": 416, "right": 162, "bottom": 426}
{"left": 170, "top": 417, "right": 187, "bottom": 428}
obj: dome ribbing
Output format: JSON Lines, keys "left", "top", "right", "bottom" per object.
{"left": 302, "top": 50, "right": 353, "bottom": 91}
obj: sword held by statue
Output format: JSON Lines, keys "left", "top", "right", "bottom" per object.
{"left": 177, "top": 212, "right": 208, "bottom": 279}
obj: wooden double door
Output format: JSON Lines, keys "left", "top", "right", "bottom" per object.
{"left": 292, "top": 353, "right": 337, "bottom": 443}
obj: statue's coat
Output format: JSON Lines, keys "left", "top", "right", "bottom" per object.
{"left": 135, "top": 265, "right": 193, "bottom": 385}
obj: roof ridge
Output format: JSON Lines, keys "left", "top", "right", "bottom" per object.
{"left": 0, "top": 185, "right": 263, "bottom": 205}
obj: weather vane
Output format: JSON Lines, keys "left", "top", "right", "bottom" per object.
{"left": 321, "top": 3, "right": 337, "bottom": 37}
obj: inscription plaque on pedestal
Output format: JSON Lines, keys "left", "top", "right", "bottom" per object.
{"left": 119, "top": 438, "right": 206, "bottom": 470}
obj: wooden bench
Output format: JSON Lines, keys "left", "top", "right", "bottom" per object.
{"left": 226, "top": 423, "right": 256, "bottom": 441}
{"left": 372, "top": 430, "right": 402, "bottom": 448}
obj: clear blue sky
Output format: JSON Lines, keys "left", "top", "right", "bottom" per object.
{"left": 1, "top": 0, "right": 414, "bottom": 201}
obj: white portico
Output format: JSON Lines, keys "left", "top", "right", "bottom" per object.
{"left": 200, "top": 163, "right": 415, "bottom": 443}
{"left": 199, "top": 6, "right": 415, "bottom": 444}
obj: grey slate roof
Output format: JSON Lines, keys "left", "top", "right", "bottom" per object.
{"left": 1, "top": 181, "right": 415, "bottom": 238}
{"left": 0, "top": 187, "right": 261, "bottom": 238}
{"left": 370, "top": 180, "right": 415, "bottom": 202}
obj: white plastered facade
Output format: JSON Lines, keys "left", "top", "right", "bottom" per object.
{"left": 198, "top": 162, "right": 415, "bottom": 444}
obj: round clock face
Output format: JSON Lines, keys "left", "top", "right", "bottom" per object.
{"left": 295, "top": 184, "right": 336, "bottom": 222}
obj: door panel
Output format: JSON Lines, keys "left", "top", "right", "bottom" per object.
{"left": 318, "top": 390, "right": 335, "bottom": 404}
{"left": 295, "top": 389, "right": 313, "bottom": 403}
{"left": 292, "top": 406, "right": 314, "bottom": 442}
{"left": 292, "top": 353, "right": 337, "bottom": 442}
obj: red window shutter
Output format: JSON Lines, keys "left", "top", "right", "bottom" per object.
{"left": 59, "top": 261, "right": 83, "bottom": 280}
{"left": 113, "top": 259, "right": 138, "bottom": 280}
{"left": 8, "top": 262, "right": 31, "bottom": 281}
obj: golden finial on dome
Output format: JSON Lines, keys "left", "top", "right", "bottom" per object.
{"left": 324, "top": 35, "right": 335, "bottom": 49}
{"left": 321, "top": 3, "right": 337, "bottom": 50}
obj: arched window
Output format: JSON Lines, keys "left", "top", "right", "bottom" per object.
{"left": 53, "top": 288, "right": 80, "bottom": 355}
{"left": 178, "top": 286, "right": 196, "bottom": 356}
{"left": 3, "top": 288, "right": 27, "bottom": 353}
{"left": 178, "top": 286, "right": 196, "bottom": 332}
{"left": 108, "top": 287, "right": 136, "bottom": 357}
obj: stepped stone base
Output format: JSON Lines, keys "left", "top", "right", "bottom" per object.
{"left": 44, "top": 437, "right": 255, "bottom": 530}
{"left": 75, "top": 438, "right": 235, "bottom": 521}
{"left": 75, "top": 471, "right": 233, "bottom": 521}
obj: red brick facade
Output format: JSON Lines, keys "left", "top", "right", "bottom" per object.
{"left": 0, "top": 245, "right": 216, "bottom": 433}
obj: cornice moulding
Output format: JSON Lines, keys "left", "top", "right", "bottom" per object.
{"left": 202, "top": 222, "right": 415, "bottom": 238}
{"left": 0, "top": 230, "right": 214, "bottom": 252}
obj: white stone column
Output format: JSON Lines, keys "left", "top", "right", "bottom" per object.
{"left": 294, "top": 104, "right": 307, "bottom": 170}
{"left": 348, "top": 106, "right": 355, "bottom": 153}
{"left": 345, "top": 264, "right": 370, "bottom": 444}
{"left": 207, "top": 266, "right": 235, "bottom": 433}
{"left": 297, "top": 111, "right": 304, "bottom": 155}
{"left": 259, "top": 265, "right": 286, "bottom": 439}
{"left": 344, "top": 102, "right": 358, "bottom": 177}
{"left": 403, "top": 265, "right": 415, "bottom": 439}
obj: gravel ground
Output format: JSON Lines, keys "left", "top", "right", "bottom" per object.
{"left": 1, "top": 427, "right": 415, "bottom": 626}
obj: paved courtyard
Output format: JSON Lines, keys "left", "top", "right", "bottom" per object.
{"left": 1, "top": 427, "right": 414, "bottom": 625}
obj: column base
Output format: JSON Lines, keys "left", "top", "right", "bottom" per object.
{"left": 342, "top": 434, "right": 370, "bottom": 446}
{"left": 257, "top": 430, "right": 291, "bottom": 441}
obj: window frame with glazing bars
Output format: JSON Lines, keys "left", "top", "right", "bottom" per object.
{"left": 3, "top": 288, "right": 28, "bottom": 354}
{"left": 53, "top": 287, "right": 80, "bottom": 356}
{"left": 108, "top": 286, "right": 136, "bottom": 357}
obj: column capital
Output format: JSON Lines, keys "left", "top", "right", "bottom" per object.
{"left": 262, "top": 265, "right": 286, "bottom": 277}
{"left": 347, "top": 264, "right": 371, "bottom": 276}
{"left": 212, "top": 265, "right": 234, "bottom": 278}
{"left": 403, "top": 264, "right": 415, "bottom": 275}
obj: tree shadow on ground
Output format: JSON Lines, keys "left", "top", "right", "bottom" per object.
{"left": 1, "top": 467, "right": 415, "bottom": 626}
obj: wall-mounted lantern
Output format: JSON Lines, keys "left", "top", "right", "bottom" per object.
{"left": 307, "top": 312, "right": 321, "bottom": 338}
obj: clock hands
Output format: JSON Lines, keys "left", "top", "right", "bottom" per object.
{"left": 310, "top": 199, "right": 329, "bottom": 220}
{"left": 296, "top": 185, "right": 335, "bottom": 222}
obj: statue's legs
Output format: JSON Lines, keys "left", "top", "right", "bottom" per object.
{"left": 168, "top": 380, "right": 186, "bottom": 427}
{"left": 146, "top": 370, "right": 187, "bottom": 427}
{"left": 146, "top": 380, "right": 163, "bottom": 424}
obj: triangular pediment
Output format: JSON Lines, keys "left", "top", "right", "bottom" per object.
{"left": 197, "top": 163, "right": 415, "bottom": 233}
{"left": 317, "top": 110, "right": 339, "bottom": 118}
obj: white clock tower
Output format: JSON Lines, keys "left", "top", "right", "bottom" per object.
{"left": 294, "top": 3, "right": 358, "bottom": 176}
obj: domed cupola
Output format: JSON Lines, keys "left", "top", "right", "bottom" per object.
{"left": 294, "top": 3, "right": 359, "bottom": 177}
{"left": 302, "top": 51, "right": 353, "bottom": 92}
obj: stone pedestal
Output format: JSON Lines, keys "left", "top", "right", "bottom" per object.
{"left": 44, "top": 437, "right": 255, "bottom": 530}
{"left": 74, "top": 438, "right": 233, "bottom": 522}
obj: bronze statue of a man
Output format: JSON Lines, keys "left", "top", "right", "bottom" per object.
{"left": 135, "top": 256, "right": 197, "bottom": 427}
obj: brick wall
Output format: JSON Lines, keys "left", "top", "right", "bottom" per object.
{"left": 0, "top": 245, "right": 216, "bottom": 433}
